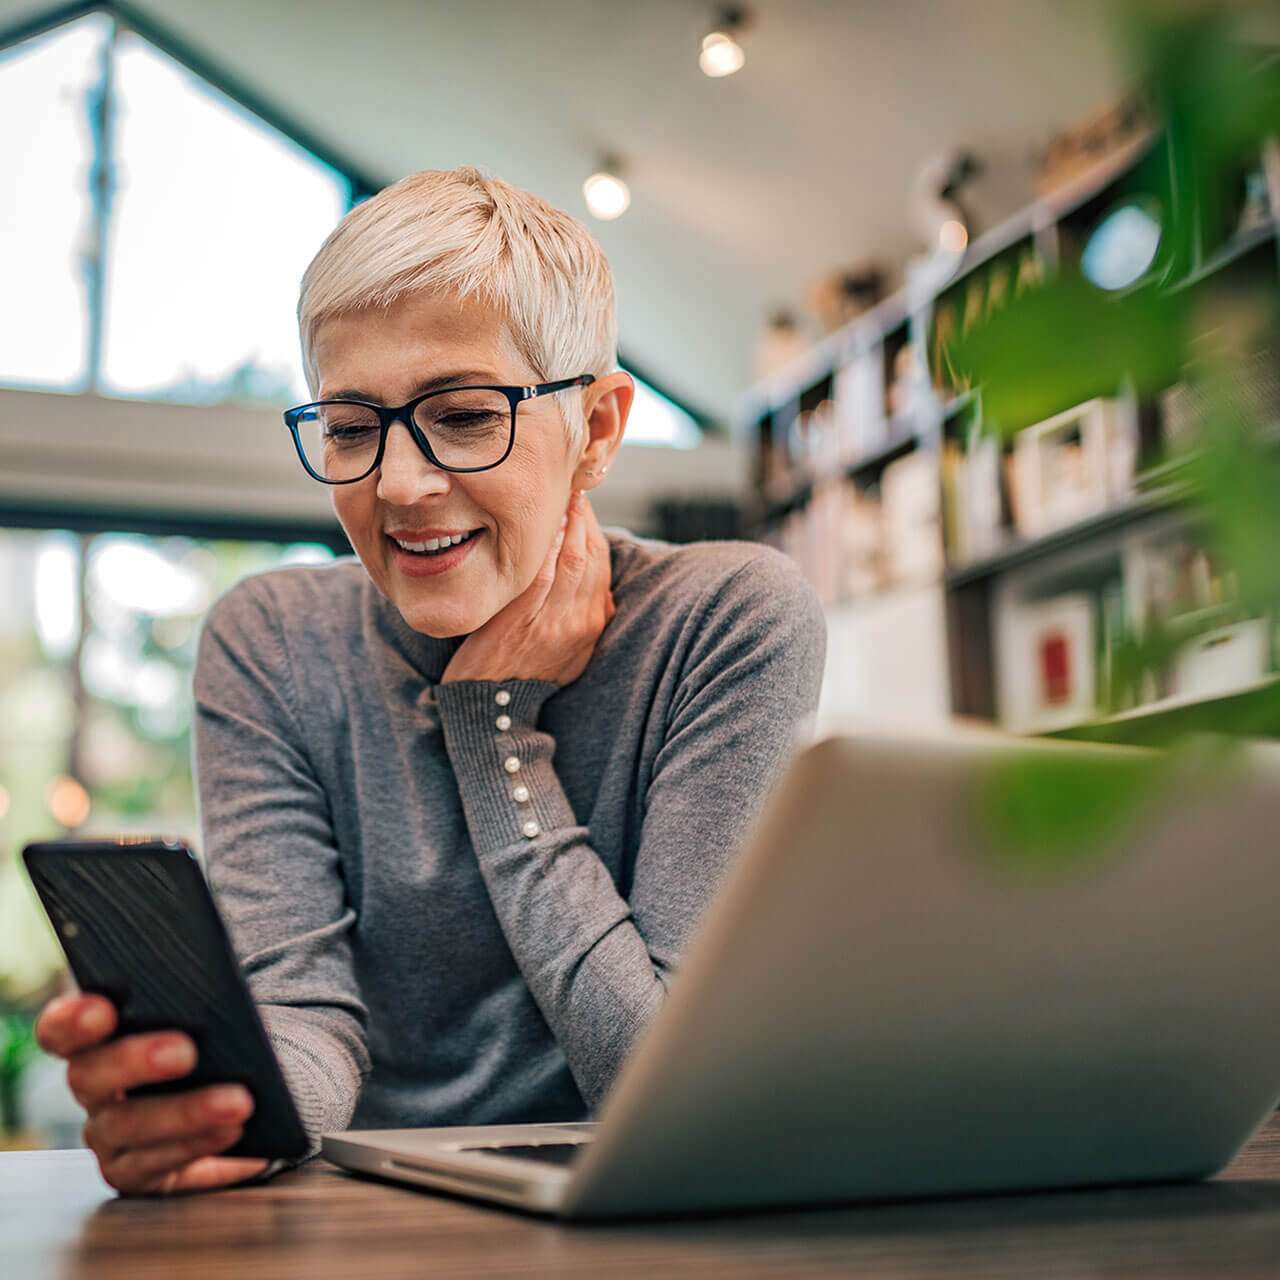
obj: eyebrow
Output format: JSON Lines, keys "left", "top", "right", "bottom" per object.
{"left": 321, "top": 370, "right": 504, "bottom": 402}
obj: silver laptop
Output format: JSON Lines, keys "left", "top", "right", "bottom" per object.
{"left": 323, "top": 730, "right": 1280, "bottom": 1218}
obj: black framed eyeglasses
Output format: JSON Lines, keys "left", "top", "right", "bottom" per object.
{"left": 283, "top": 375, "right": 596, "bottom": 484}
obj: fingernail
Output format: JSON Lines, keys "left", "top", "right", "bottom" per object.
{"left": 209, "top": 1085, "right": 252, "bottom": 1118}
{"left": 151, "top": 1038, "right": 196, "bottom": 1072}
{"left": 78, "top": 1004, "right": 111, "bottom": 1037}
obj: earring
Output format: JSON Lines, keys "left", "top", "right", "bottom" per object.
{"left": 584, "top": 464, "right": 609, "bottom": 479}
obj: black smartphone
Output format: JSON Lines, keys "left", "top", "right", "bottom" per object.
{"left": 22, "top": 836, "right": 309, "bottom": 1161}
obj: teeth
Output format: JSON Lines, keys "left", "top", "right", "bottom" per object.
{"left": 393, "top": 530, "right": 474, "bottom": 553}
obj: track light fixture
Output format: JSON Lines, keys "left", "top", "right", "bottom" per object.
{"left": 583, "top": 156, "right": 631, "bottom": 221}
{"left": 700, "top": 6, "right": 749, "bottom": 78}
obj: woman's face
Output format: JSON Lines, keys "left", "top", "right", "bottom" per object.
{"left": 311, "top": 290, "right": 591, "bottom": 637}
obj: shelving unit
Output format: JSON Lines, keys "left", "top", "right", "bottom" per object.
{"left": 740, "top": 103, "right": 1280, "bottom": 738}
{"left": 1170, "top": 216, "right": 1278, "bottom": 293}
{"left": 944, "top": 481, "right": 1190, "bottom": 588}
{"left": 1049, "top": 675, "right": 1280, "bottom": 748}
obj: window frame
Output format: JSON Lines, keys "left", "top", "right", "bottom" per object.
{"left": 0, "top": 497, "right": 353, "bottom": 554}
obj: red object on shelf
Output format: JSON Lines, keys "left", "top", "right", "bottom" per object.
{"left": 1040, "top": 629, "right": 1072, "bottom": 706}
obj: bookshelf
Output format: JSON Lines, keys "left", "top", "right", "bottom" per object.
{"left": 742, "top": 113, "right": 1280, "bottom": 741}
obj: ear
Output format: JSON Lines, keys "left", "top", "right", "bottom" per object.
{"left": 572, "top": 372, "right": 633, "bottom": 491}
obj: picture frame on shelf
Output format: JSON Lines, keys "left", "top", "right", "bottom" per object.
{"left": 998, "top": 592, "right": 1098, "bottom": 734}
{"left": 1007, "top": 395, "right": 1139, "bottom": 540}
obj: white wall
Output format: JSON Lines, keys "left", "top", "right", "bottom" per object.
{"left": 816, "top": 585, "right": 952, "bottom": 735}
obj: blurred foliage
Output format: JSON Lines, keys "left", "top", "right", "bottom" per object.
{"left": 0, "top": 1012, "right": 37, "bottom": 1134}
{"left": 949, "top": 8, "right": 1279, "bottom": 440}
{"left": 956, "top": 2, "right": 1280, "bottom": 868}
{"left": 1124, "top": 4, "right": 1280, "bottom": 270}
{"left": 1186, "top": 336, "right": 1280, "bottom": 618}
{"left": 950, "top": 276, "right": 1190, "bottom": 437}
{"left": 975, "top": 733, "right": 1245, "bottom": 876}
{"left": 975, "top": 749, "right": 1167, "bottom": 875}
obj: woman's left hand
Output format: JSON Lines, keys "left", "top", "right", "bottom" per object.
{"left": 441, "top": 490, "right": 616, "bottom": 687}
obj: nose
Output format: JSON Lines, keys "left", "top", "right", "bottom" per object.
{"left": 376, "top": 417, "right": 452, "bottom": 505}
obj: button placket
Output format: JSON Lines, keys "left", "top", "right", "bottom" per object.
{"left": 494, "top": 687, "right": 537, "bottom": 837}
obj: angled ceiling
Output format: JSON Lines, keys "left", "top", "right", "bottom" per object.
{"left": 3, "top": 0, "right": 1178, "bottom": 423}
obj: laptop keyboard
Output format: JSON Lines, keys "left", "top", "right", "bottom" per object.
{"left": 463, "top": 1142, "right": 587, "bottom": 1167}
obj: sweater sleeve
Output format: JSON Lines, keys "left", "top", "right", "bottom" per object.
{"left": 192, "top": 577, "right": 371, "bottom": 1154}
{"left": 434, "top": 550, "right": 826, "bottom": 1106}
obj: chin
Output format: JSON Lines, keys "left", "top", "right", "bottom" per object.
{"left": 394, "top": 588, "right": 492, "bottom": 639}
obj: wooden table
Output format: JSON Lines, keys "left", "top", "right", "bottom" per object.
{"left": 5, "top": 1115, "right": 1280, "bottom": 1279}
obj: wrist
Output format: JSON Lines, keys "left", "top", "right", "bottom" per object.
{"left": 433, "top": 679, "right": 558, "bottom": 729}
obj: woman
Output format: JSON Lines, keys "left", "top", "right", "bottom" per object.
{"left": 35, "top": 167, "right": 826, "bottom": 1194}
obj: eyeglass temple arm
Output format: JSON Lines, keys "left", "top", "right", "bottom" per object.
{"left": 524, "top": 374, "right": 596, "bottom": 400}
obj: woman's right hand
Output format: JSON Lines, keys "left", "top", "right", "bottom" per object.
{"left": 35, "top": 992, "right": 269, "bottom": 1195}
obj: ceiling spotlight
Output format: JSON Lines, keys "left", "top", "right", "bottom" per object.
{"left": 583, "top": 158, "right": 631, "bottom": 221}
{"left": 700, "top": 6, "right": 749, "bottom": 78}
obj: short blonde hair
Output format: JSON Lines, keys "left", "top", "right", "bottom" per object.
{"left": 297, "top": 167, "right": 617, "bottom": 447}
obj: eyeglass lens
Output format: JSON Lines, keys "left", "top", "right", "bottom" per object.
{"left": 293, "top": 390, "right": 513, "bottom": 479}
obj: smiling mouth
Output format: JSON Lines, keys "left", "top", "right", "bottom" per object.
{"left": 387, "top": 529, "right": 483, "bottom": 557}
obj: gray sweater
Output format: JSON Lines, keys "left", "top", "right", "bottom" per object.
{"left": 193, "top": 529, "right": 826, "bottom": 1150}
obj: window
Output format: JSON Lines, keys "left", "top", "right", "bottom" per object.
{"left": 622, "top": 371, "right": 702, "bottom": 449}
{"left": 101, "top": 33, "right": 349, "bottom": 403}
{"left": 0, "top": 13, "right": 105, "bottom": 391}
{"left": 0, "top": 525, "right": 337, "bottom": 1138}
{"left": 0, "top": 7, "right": 351, "bottom": 406}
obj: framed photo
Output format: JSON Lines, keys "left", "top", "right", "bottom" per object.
{"left": 998, "top": 592, "right": 1098, "bottom": 733}
{"left": 1009, "top": 396, "right": 1138, "bottom": 539}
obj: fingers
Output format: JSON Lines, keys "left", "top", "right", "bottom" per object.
{"left": 66, "top": 1031, "right": 197, "bottom": 1111}
{"left": 37, "top": 998, "right": 269, "bottom": 1198}
{"left": 145, "top": 1155, "right": 271, "bottom": 1196}
{"left": 514, "top": 503, "right": 569, "bottom": 620}
{"left": 569, "top": 493, "right": 614, "bottom": 621}
{"left": 546, "top": 491, "right": 591, "bottom": 613}
{"left": 103, "top": 1130, "right": 265, "bottom": 1197}
{"left": 581, "top": 492, "right": 612, "bottom": 581}
{"left": 102, "top": 1125, "right": 241, "bottom": 1192}
{"left": 85, "top": 1084, "right": 254, "bottom": 1157}
{"left": 36, "top": 994, "right": 117, "bottom": 1059}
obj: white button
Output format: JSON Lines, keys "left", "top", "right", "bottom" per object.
{"left": 495, "top": 714, "right": 512, "bottom": 732}
{"left": 521, "top": 820, "right": 541, "bottom": 839}
{"left": 512, "top": 785, "right": 530, "bottom": 804}
{"left": 503, "top": 756, "right": 521, "bottom": 774}
{"left": 495, "top": 690, "right": 511, "bottom": 706}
